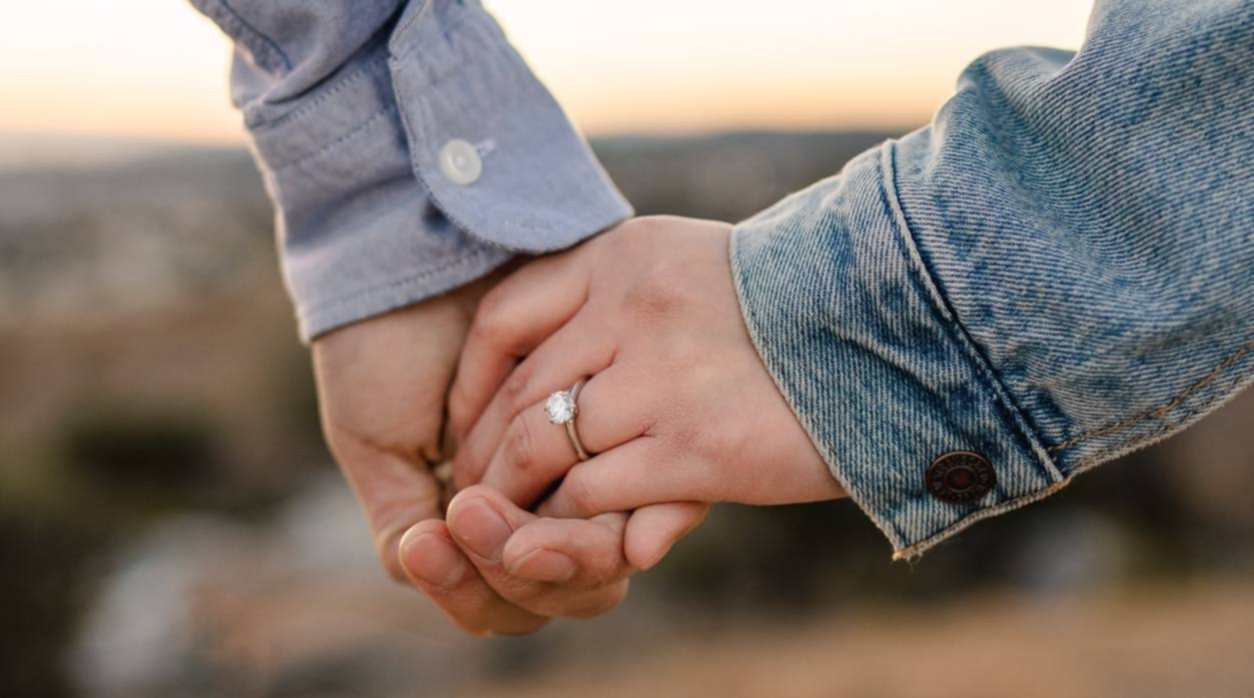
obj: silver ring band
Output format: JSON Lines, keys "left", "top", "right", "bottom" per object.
{"left": 545, "top": 378, "right": 591, "bottom": 461}
{"left": 565, "top": 379, "right": 590, "bottom": 461}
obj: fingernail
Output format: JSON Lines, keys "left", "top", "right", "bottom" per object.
{"left": 508, "top": 549, "right": 578, "bottom": 583}
{"left": 399, "top": 529, "right": 467, "bottom": 590}
{"left": 449, "top": 501, "right": 512, "bottom": 562}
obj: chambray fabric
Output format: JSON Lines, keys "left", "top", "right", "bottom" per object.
{"left": 732, "top": 0, "right": 1253, "bottom": 558}
{"left": 191, "top": 0, "right": 631, "bottom": 340}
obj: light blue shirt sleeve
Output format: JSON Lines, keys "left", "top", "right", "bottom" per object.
{"left": 732, "top": 0, "right": 1253, "bottom": 558}
{"left": 191, "top": 0, "right": 632, "bottom": 340}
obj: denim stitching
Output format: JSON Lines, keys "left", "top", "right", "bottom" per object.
{"left": 894, "top": 477, "right": 1075, "bottom": 560}
{"left": 1047, "top": 339, "right": 1253, "bottom": 452}
{"left": 879, "top": 143, "right": 1063, "bottom": 481}
{"left": 891, "top": 343, "right": 1252, "bottom": 561}
{"left": 1064, "top": 363, "right": 1254, "bottom": 475}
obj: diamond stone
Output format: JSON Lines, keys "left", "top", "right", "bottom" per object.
{"left": 545, "top": 391, "right": 576, "bottom": 424}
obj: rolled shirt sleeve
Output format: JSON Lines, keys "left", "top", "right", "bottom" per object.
{"left": 193, "top": 0, "right": 631, "bottom": 340}
{"left": 731, "top": 0, "right": 1253, "bottom": 558}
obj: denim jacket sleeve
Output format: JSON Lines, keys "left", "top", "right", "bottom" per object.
{"left": 190, "top": 0, "right": 632, "bottom": 340}
{"left": 731, "top": 0, "right": 1253, "bottom": 559}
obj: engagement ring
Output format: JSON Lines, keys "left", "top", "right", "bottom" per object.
{"left": 546, "top": 379, "right": 590, "bottom": 461}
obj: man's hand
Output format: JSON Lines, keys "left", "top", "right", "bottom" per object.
{"left": 313, "top": 279, "right": 490, "bottom": 584}
{"left": 312, "top": 278, "right": 668, "bottom": 635}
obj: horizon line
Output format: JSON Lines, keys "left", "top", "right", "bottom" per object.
{"left": 0, "top": 121, "right": 924, "bottom": 147}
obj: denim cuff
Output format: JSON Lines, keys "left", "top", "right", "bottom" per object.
{"left": 237, "top": 0, "right": 631, "bottom": 341}
{"left": 730, "top": 142, "right": 1064, "bottom": 559}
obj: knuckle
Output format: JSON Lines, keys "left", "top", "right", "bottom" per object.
{"left": 498, "top": 578, "right": 548, "bottom": 608}
{"left": 445, "top": 380, "right": 473, "bottom": 437}
{"left": 318, "top": 407, "right": 370, "bottom": 460}
{"left": 659, "top": 417, "right": 706, "bottom": 459}
{"left": 604, "top": 216, "right": 666, "bottom": 257}
{"left": 469, "top": 293, "right": 516, "bottom": 349}
{"left": 452, "top": 447, "right": 484, "bottom": 491}
{"left": 624, "top": 273, "right": 681, "bottom": 319}
{"left": 582, "top": 549, "right": 625, "bottom": 588}
{"left": 475, "top": 285, "right": 510, "bottom": 325}
{"left": 619, "top": 215, "right": 670, "bottom": 240}
{"left": 563, "top": 471, "right": 601, "bottom": 516}
{"left": 500, "top": 364, "right": 533, "bottom": 413}
{"left": 322, "top": 395, "right": 442, "bottom": 464}
{"left": 623, "top": 266, "right": 699, "bottom": 322}
{"left": 501, "top": 417, "right": 537, "bottom": 473}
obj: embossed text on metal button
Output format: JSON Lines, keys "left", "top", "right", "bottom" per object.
{"left": 926, "top": 451, "right": 996, "bottom": 503}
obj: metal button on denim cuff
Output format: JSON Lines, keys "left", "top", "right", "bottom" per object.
{"left": 926, "top": 451, "right": 996, "bottom": 503}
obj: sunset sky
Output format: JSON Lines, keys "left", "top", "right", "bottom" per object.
{"left": 2, "top": 1, "right": 1093, "bottom": 143}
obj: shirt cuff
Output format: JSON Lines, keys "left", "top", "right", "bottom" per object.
{"left": 241, "top": 0, "right": 632, "bottom": 341}
{"left": 387, "top": 0, "right": 633, "bottom": 253}
{"left": 729, "top": 141, "right": 1064, "bottom": 559}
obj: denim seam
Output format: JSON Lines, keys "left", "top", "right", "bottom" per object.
{"left": 894, "top": 477, "right": 1076, "bottom": 560}
{"left": 889, "top": 366, "right": 1254, "bottom": 560}
{"left": 270, "top": 105, "right": 396, "bottom": 174}
{"left": 191, "top": 0, "right": 290, "bottom": 74}
{"left": 893, "top": 350, "right": 1247, "bottom": 561}
{"left": 878, "top": 143, "right": 1063, "bottom": 482}
{"left": 299, "top": 246, "right": 503, "bottom": 317}
{"left": 1047, "top": 339, "right": 1253, "bottom": 453}
{"left": 1064, "top": 363, "right": 1254, "bottom": 477}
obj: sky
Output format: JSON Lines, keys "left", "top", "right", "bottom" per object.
{"left": 1, "top": 1, "right": 1093, "bottom": 144}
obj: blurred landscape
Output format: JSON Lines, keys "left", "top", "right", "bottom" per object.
{"left": 2, "top": 131, "right": 1252, "bottom": 698}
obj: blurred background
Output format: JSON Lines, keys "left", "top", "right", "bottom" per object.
{"left": 3, "top": 1, "right": 1253, "bottom": 697}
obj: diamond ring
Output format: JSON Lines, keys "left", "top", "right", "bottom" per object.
{"left": 545, "top": 379, "right": 590, "bottom": 461}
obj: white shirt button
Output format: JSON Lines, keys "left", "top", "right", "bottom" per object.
{"left": 438, "top": 139, "right": 482, "bottom": 185}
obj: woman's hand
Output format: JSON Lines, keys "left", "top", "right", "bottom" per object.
{"left": 449, "top": 216, "right": 845, "bottom": 556}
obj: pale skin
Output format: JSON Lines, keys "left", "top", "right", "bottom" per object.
{"left": 450, "top": 216, "right": 846, "bottom": 523}
{"left": 313, "top": 215, "right": 845, "bottom": 636}
{"left": 311, "top": 263, "right": 704, "bottom": 635}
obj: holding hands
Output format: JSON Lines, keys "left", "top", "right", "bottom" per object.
{"left": 313, "top": 273, "right": 645, "bottom": 635}
{"left": 313, "top": 216, "right": 845, "bottom": 636}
